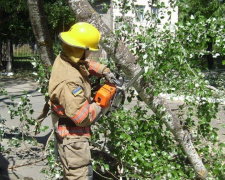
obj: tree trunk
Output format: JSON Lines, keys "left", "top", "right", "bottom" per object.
{"left": 65, "top": 0, "right": 208, "bottom": 179}
{"left": 0, "top": 42, "right": 3, "bottom": 68}
{"left": 5, "top": 40, "right": 13, "bottom": 73}
{"left": 1, "top": 40, "right": 13, "bottom": 73}
{"left": 27, "top": 0, "right": 55, "bottom": 66}
{"left": 207, "top": 40, "right": 213, "bottom": 70}
{"left": 27, "top": 0, "right": 54, "bottom": 130}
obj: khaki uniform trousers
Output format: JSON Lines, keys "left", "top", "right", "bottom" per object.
{"left": 52, "top": 113, "right": 93, "bottom": 180}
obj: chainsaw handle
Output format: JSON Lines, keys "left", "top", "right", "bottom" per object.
{"left": 94, "top": 105, "right": 110, "bottom": 122}
{"left": 95, "top": 101, "right": 101, "bottom": 106}
{"left": 112, "top": 71, "right": 124, "bottom": 87}
{"left": 111, "top": 78, "right": 121, "bottom": 86}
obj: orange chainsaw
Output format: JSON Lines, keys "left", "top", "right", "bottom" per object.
{"left": 94, "top": 69, "right": 144, "bottom": 117}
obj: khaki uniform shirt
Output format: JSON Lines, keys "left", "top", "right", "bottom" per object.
{"left": 49, "top": 53, "right": 106, "bottom": 128}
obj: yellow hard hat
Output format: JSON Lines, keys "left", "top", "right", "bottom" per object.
{"left": 59, "top": 22, "right": 101, "bottom": 51}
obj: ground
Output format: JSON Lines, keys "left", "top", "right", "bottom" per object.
{"left": 0, "top": 75, "right": 224, "bottom": 180}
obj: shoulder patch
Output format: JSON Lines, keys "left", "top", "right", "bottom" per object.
{"left": 72, "top": 86, "right": 83, "bottom": 96}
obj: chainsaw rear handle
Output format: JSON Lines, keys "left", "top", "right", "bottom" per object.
{"left": 111, "top": 78, "right": 121, "bottom": 86}
{"left": 111, "top": 71, "right": 124, "bottom": 87}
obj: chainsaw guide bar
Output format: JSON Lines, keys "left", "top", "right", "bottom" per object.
{"left": 124, "top": 68, "right": 145, "bottom": 90}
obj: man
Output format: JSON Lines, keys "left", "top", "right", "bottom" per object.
{"left": 48, "top": 22, "right": 114, "bottom": 180}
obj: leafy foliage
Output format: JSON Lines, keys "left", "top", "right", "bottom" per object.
{"left": 0, "top": 0, "right": 75, "bottom": 43}
{"left": 32, "top": 59, "right": 52, "bottom": 98}
{"left": 178, "top": 0, "right": 225, "bottom": 69}
{"left": 90, "top": 0, "right": 225, "bottom": 179}
{"left": 0, "top": 0, "right": 32, "bottom": 43}
{"left": 44, "top": 0, "right": 76, "bottom": 38}
{"left": 92, "top": 107, "right": 195, "bottom": 179}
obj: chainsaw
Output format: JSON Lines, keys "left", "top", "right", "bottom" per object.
{"left": 94, "top": 68, "right": 144, "bottom": 119}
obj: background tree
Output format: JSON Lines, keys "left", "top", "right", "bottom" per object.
{"left": 0, "top": 0, "right": 30, "bottom": 72}
{"left": 0, "top": 0, "right": 75, "bottom": 71}
{"left": 27, "top": 0, "right": 54, "bottom": 66}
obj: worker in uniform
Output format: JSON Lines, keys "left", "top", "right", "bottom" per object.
{"left": 48, "top": 22, "right": 115, "bottom": 180}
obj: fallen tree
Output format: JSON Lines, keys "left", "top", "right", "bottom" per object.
{"left": 65, "top": 0, "right": 208, "bottom": 179}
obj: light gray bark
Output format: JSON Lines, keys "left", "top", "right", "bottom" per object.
{"left": 27, "top": 0, "right": 53, "bottom": 133}
{"left": 1, "top": 40, "right": 13, "bottom": 73}
{"left": 65, "top": 0, "right": 208, "bottom": 179}
{"left": 5, "top": 40, "right": 12, "bottom": 73}
{"left": 27, "top": 0, "right": 55, "bottom": 66}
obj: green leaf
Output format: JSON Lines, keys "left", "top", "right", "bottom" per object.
{"left": 222, "top": 60, "right": 225, "bottom": 65}
{"left": 128, "top": 145, "right": 133, "bottom": 151}
{"left": 136, "top": 137, "right": 142, "bottom": 142}
{"left": 154, "top": 91, "right": 159, "bottom": 96}
{"left": 104, "top": 164, "right": 109, "bottom": 171}
{"left": 132, "top": 156, "right": 137, "bottom": 162}
{"left": 132, "top": 142, "right": 139, "bottom": 148}
{"left": 219, "top": 143, "right": 225, "bottom": 148}
{"left": 116, "top": 141, "right": 121, "bottom": 147}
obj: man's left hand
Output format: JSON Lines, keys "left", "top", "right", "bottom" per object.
{"left": 102, "top": 68, "right": 116, "bottom": 84}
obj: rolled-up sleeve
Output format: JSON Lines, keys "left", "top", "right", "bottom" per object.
{"left": 87, "top": 59, "right": 107, "bottom": 77}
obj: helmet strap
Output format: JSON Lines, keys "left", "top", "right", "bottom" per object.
{"left": 82, "top": 49, "right": 91, "bottom": 60}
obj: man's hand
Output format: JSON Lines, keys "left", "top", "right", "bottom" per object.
{"left": 92, "top": 102, "right": 110, "bottom": 122}
{"left": 102, "top": 68, "right": 116, "bottom": 83}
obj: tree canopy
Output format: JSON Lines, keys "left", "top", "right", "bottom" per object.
{"left": 178, "top": 0, "right": 225, "bottom": 69}
{"left": 0, "top": 0, "right": 75, "bottom": 43}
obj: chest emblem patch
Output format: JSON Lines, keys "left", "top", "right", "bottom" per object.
{"left": 72, "top": 86, "right": 83, "bottom": 96}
